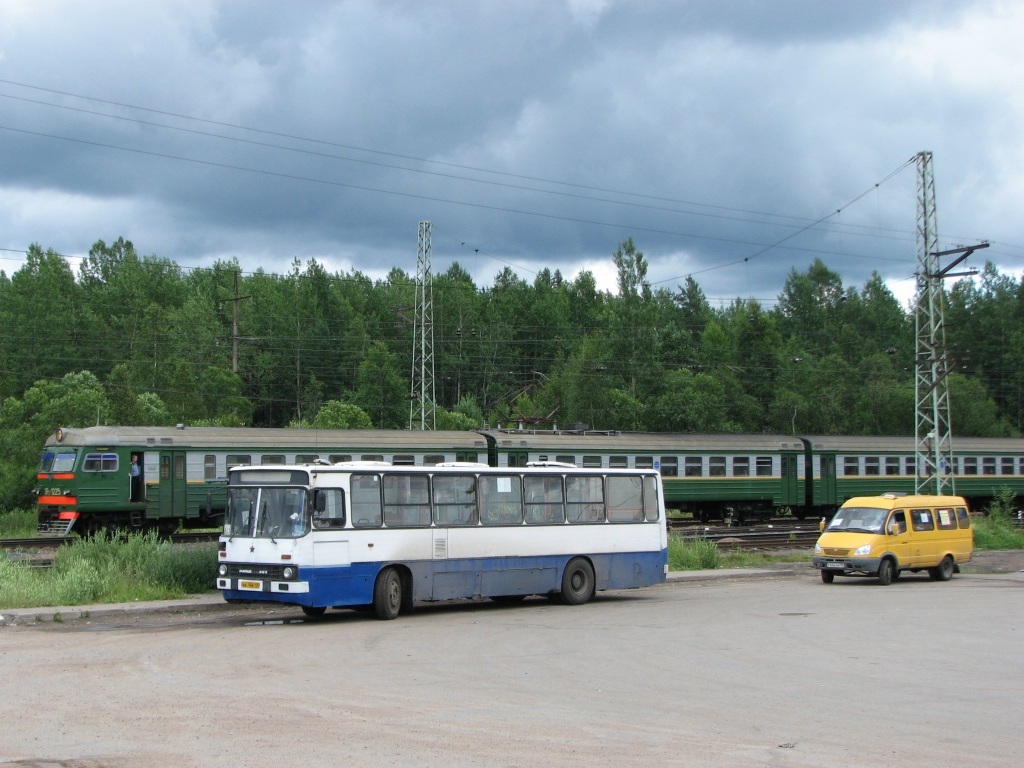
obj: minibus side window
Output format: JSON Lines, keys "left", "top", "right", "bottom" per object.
{"left": 910, "top": 508, "right": 934, "bottom": 531}
{"left": 888, "top": 511, "right": 906, "bottom": 535}
{"left": 955, "top": 507, "right": 971, "bottom": 529}
{"left": 936, "top": 507, "right": 957, "bottom": 530}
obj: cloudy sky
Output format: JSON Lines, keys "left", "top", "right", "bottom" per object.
{"left": 1, "top": 0, "right": 1021, "bottom": 307}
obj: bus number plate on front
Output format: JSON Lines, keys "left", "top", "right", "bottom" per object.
{"left": 239, "top": 580, "right": 263, "bottom": 590}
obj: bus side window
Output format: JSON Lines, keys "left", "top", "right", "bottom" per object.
{"left": 351, "top": 474, "right": 383, "bottom": 528}
{"left": 607, "top": 475, "right": 644, "bottom": 522}
{"left": 313, "top": 489, "right": 346, "bottom": 529}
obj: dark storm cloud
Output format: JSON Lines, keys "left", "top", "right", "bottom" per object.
{"left": 0, "top": 0, "right": 1019, "bottom": 305}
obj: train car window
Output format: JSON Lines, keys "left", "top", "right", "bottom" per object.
{"left": 261, "top": 455, "right": 285, "bottom": 465}
{"left": 330, "top": 455, "right": 352, "bottom": 464}
{"left": 904, "top": 457, "right": 917, "bottom": 476}
{"left": 204, "top": 455, "right": 217, "bottom": 480}
{"left": 936, "top": 507, "right": 957, "bottom": 530}
{"left": 659, "top": 457, "right": 677, "bottom": 477}
{"left": 607, "top": 475, "right": 644, "bottom": 522}
{"left": 383, "top": 474, "right": 431, "bottom": 527}
{"left": 312, "top": 488, "right": 346, "bottom": 529}
{"left": 227, "top": 454, "right": 251, "bottom": 469}
{"left": 432, "top": 474, "right": 477, "bottom": 526}
{"left": 480, "top": 475, "right": 523, "bottom": 525}
{"left": 582, "top": 455, "right": 603, "bottom": 468}
{"left": 910, "top": 508, "right": 935, "bottom": 531}
{"left": 635, "top": 456, "right": 654, "bottom": 469}
{"left": 609, "top": 456, "right": 628, "bottom": 468}
{"left": 83, "top": 453, "right": 118, "bottom": 472}
{"left": 732, "top": 457, "right": 750, "bottom": 477}
{"left": 962, "top": 457, "right": 978, "bottom": 475}
{"left": 524, "top": 476, "right": 564, "bottom": 524}
{"left": 295, "top": 454, "right": 320, "bottom": 464}
{"left": 884, "top": 457, "right": 900, "bottom": 476}
{"left": 361, "top": 454, "right": 385, "bottom": 462}
{"left": 982, "top": 457, "right": 996, "bottom": 476}
{"left": 864, "top": 457, "right": 880, "bottom": 476}
{"left": 956, "top": 507, "right": 971, "bottom": 529}
{"left": 566, "top": 475, "right": 605, "bottom": 523}
{"left": 684, "top": 457, "right": 702, "bottom": 477}
{"left": 392, "top": 455, "right": 415, "bottom": 466}
{"left": 709, "top": 457, "right": 726, "bottom": 477}
{"left": 1001, "top": 457, "right": 1014, "bottom": 475}
{"left": 556, "top": 455, "right": 577, "bottom": 466}
{"left": 423, "top": 454, "right": 445, "bottom": 466}
{"left": 842, "top": 457, "right": 858, "bottom": 476}
{"left": 644, "top": 475, "right": 660, "bottom": 522}
{"left": 755, "top": 457, "right": 772, "bottom": 477}
{"left": 351, "top": 473, "right": 383, "bottom": 527}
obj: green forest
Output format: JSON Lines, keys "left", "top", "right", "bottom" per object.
{"left": 1, "top": 235, "right": 1021, "bottom": 508}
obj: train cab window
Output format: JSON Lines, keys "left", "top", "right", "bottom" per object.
{"left": 635, "top": 456, "right": 654, "bottom": 469}
{"left": 524, "top": 476, "right": 565, "bottom": 524}
{"left": 226, "top": 454, "right": 251, "bottom": 470}
{"left": 295, "top": 454, "right": 320, "bottom": 464}
{"left": 709, "top": 457, "right": 726, "bottom": 477}
{"left": 566, "top": 475, "right": 605, "bottom": 523}
{"left": 755, "top": 457, "right": 772, "bottom": 477}
{"left": 480, "top": 475, "right": 523, "bottom": 525}
{"left": 864, "top": 457, "right": 880, "bottom": 476}
{"left": 261, "top": 455, "right": 285, "bottom": 465}
{"left": 383, "top": 474, "right": 431, "bottom": 526}
{"left": 659, "top": 457, "right": 677, "bottom": 477}
{"left": 842, "top": 457, "right": 858, "bottom": 476}
{"left": 936, "top": 507, "right": 957, "bottom": 530}
{"left": 392, "top": 455, "right": 415, "bottom": 466}
{"left": 330, "top": 455, "right": 352, "bottom": 464}
{"left": 956, "top": 507, "right": 971, "bottom": 529}
{"left": 910, "top": 508, "right": 935, "bottom": 531}
{"left": 582, "top": 455, "right": 603, "bottom": 468}
{"left": 732, "top": 457, "right": 750, "bottom": 477}
{"left": 432, "top": 475, "right": 477, "bottom": 525}
{"left": 351, "top": 473, "right": 383, "bottom": 527}
{"left": 607, "top": 475, "right": 644, "bottom": 522}
{"left": 1001, "top": 457, "right": 1015, "bottom": 475}
{"left": 982, "top": 457, "right": 996, "bottom": 476}
{"left": 684, "top": 457, "right": 702, "bottom": 477}
{"left": 962, "top": 457, "right": 978, "bottom": 475}
{"left": 204, "top": 455, "right": 217, "bottom": 480}
{"left": 423, "top": 454, "right": 445, "bottom": 466}
{"left": 83, "top": 453, "right": 118, "bottom": 472}
{"left": 609, "top": 456, "right": 628, "bottom": 468}
{"left": 312, "top": 489, "right": 346, "bottom": 529}
{"left": 361, "top": 454, "right": 385, "bottom": 462}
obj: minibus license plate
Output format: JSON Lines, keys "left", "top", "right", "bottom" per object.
{"left": 240, "top": 580, "right": 262, "bottom": 590}
{"left": 826, "top": 562, "right": 844, "bottom": 569}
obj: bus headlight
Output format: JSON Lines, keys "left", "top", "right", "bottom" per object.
{"left": 283, "top": 566, "right": 295, "bottom": 580}
{"left": 218, "top": 564, "right": 228, "bottom": 577}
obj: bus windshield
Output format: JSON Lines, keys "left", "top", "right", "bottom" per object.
{"left": 39, "top": 449, "right": 77, "bottom": 473}
{"left": 825, "top": 506, "right": 887, "bottom": 534}
{"left": 225, "top": 486, "right": 310, "bottom": 538}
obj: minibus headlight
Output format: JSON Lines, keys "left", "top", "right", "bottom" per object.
{"left": 854, "top": 544, "right": 872, "bottom": 556}
{"left": 813, "top": 543, "right": 821, "bottom": 554}
{"left": 218, "top": 564, "right": 228, "bottom": 577}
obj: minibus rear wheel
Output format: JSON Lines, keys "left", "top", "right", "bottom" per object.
{"left": 928, "top": 555, "right": 955, "bottom": 582}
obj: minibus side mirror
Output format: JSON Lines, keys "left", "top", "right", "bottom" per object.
{"left": 819, "top": 517, "right": 826, "bottom": 532}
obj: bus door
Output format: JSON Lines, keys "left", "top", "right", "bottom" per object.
{"left": 817, "top": 452, "right": 837, "bottom": 508}
{"left": 158, "top": 451, "right": 188, "bottom": 520}
{"left": 781, "top": 452, "right": 800, "bottom": 508}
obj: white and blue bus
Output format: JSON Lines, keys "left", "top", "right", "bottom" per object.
{"left": 216, "top": 461, "right": 668, "bottom": 619}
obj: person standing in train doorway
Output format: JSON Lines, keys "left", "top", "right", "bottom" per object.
{"left": 130, "top": 454, "right": 142, "bottom": 502}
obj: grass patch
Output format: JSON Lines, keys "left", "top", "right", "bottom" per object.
{"left": 0, "top": 507, "right": 38, "bottom": 538}
{"left": 0, "top": 531, "right": 217, "bottom": 609}
{"left": 972, "top": 516, "right": 1024, "bottom": 550}
{"left": 668, "top": 535, "right": 721, "bottom": 570}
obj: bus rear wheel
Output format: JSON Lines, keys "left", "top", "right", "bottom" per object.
{"left": 374, "top": 567, "right": 404, "bottom": 620}
{"left": 301, "top": 606, "right": 326, "bottom": 617}
{"left": 559, "top": 558, "right": 595, "bottom": 605}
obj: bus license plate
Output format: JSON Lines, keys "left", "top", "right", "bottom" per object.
{"left": 239, "top": 580, "right": 263, "bottom": 590}
{"left": 826, "top": 562, "right": 845, "bottom": 569}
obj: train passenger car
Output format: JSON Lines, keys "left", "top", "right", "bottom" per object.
{"left": 216, "top": 461, "right": 668, "bottom": 619}
{"left": 801, "top": 435, "right": 1024, "bottom": 516}
{"left": 482, "top": 429, "right": 806, "bottom": 523}
{"left": 35, "top": 426, "right": 489, "bottom": 536}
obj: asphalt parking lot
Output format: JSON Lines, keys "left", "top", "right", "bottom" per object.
{"left": 1, "top": 562, "right": 1021, "bottom": 768}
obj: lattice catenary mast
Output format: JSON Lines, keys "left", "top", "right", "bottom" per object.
{"left": 913, "top": 151, "right": 987, "bottom": 494}
{"left": 409, "top": 221, "right": 436, "bottom": 430}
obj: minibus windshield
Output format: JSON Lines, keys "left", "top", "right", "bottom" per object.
{"left": 825, "top": 506, "right": 887, "bottom": 533}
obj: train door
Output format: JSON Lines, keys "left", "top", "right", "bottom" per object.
{"left": 817, "top": 452, "right": 837, "bottom": 508}
{"left": 781, "top": 452, "right": 800, "bottom": 508}
{"left": 158, "top": 451, "right": 188, "bottom": 520}
{"left": 507, "top": 450, "right": 530, "bottom": 468}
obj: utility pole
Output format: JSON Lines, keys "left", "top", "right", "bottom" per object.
{"left": 216, "top": 270, "right": 251, "bottom": 374}
{"left": 913, "top": 151, "right": 988, "bottom": 494}
{"left": 409, "top": 221, "right": 436, "bottom": 430}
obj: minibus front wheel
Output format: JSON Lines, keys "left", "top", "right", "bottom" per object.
{"left": 877, "top": 558, "right": 896, "bottom": 586}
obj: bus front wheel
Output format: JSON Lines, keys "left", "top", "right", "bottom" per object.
{"left": 374, "top": 567, "right": 404, "bottom": 620}
{"left": 559, "top": 558, "right": 595, "bottom": 606}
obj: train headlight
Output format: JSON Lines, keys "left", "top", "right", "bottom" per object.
{"left": 283, "top": 566, "right": 295, "bottom": 580}
{"left": 218, "top": 564, "right": 228, "bottom": 577}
